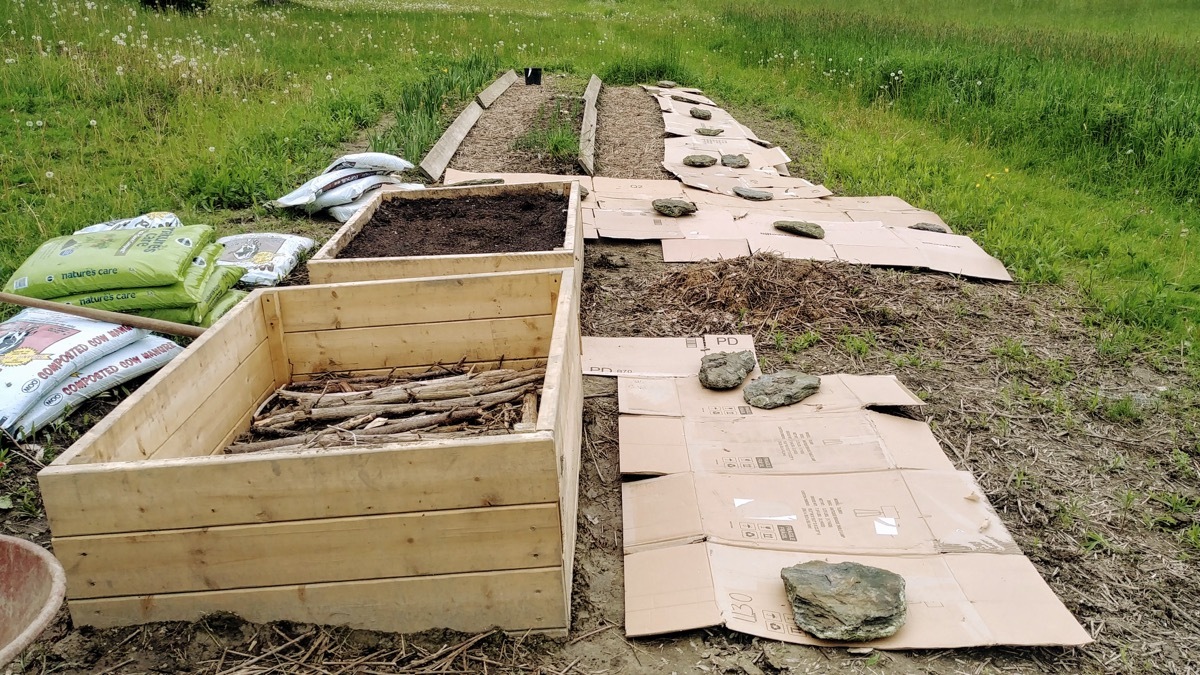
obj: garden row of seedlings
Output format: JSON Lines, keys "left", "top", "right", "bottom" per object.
{"left": 227, "top": 365, "right": 544, "bottom": 454}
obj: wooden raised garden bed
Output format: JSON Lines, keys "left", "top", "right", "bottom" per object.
{"left": 37, "top": 268, "right": 582, "bottom": 635}
{"left": 307, "top": 181, "right": 582, "bottom": 284}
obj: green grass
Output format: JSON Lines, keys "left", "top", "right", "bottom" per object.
{"left": 514, "top": 97, "right": 582, "bottom": 162}
{"left": 2, "top": 0, "right": 1199, "bottom": 356}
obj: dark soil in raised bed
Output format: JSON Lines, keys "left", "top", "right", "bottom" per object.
{"left": 336, "top": 192, "right": 566, "bottom": 258}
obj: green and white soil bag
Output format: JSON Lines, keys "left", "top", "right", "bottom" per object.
{"left": 3, "top": 225, "right": 215, "bottom": 299}
{"left": 74, "top": 211, "right": 183, "bottom": 235}
{"left": 0, "top": 308, "right": 146, "bottom": 429}
{"left": 216, "top": 233, "right": 314, "bottom": 286}
{"left": 201, "top": 289, "right": 249, "bottom": 327}
{"left": 270, "top": 168, "right": 387, "bottom": 209}
{"left": 322, "top": 152, "right": 414, "bottom": 174}
{"left": 195, "top": 265, "right": 246, "bottom": 313}
{"left": 50, "top": 243, "right": 225, "bottom": 312}
{"left": 7, "top": 335, "right": 182, "bottom": 438}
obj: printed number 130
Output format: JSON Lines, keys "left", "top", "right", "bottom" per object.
{"left": 729, "top": 593, "right": 757, "bottom": 623}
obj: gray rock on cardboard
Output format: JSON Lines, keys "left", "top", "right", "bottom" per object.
{"left": 743, "top": 371, "right": 819, "bottom": 409}
{"left": 657, "top": 80, "right": 678, "bottom": 88}
{"left": 652, "top": 199, "right": 698, "bottom": 217}
{"left": 683, "top": 154, "right": 718, "bottom": 168}
{"left": 445, "top": 178, "right": 504, "bottom": 187}
{"left": 781, "top": 561, "right": 907, "bottom": 641}
{"left": 733, "top": 185, "right": 773, "bottom": 201}
{"left": 774, "top": 220, "right": 825, "bottom": 239}
{"left": 698, "top": 350, "right": 756, "bottom": 390}
{"left": 696, "top": 127, "right": 724, "bottom": 136}
{"left": 909, "top": 221, "right": 951, "bottom": 233}
{"left": 690, "top": 107, "right": 712, "bottom": 120}
{"left": 721, "top": 154, "right": 750, "bottom": 169}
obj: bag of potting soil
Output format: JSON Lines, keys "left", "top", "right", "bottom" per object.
{"left": 326, "top": 183, "right": 425, "bottom": 222}
{"left": 305, "top": 174, "right": 405, "bottom": 214}
{"left": 200, "top": 289, "right": 249, "bottom": 327}
{"left": 216, "top": 233, "right": 314, "bottom": 286}
{"left": 3, "top": 225, "right": 215, "bottom": 300}
{"left": 74, "top": 211, "right": 183, "bottom": 235}
{"left": 270, "top": 168, "right": 387, "bottom": 209}
{"left": 134, "top": 306, "right": 197, "bottom": 325}
{"left": 7, "top": 335, "right": 182, "bottom": 438}
{"left": 322, "top": 152, "right": 414, "bottom": 175}
{"left": 49, "top": 243, "right": 225, "bottom": 313}
{"left": 196, "top": 264, "right": 246, "bottom": 309}
{"left": 0, "top": 308, "right": 146, "bottom": 429}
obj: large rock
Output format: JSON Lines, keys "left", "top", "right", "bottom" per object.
{"left": 781, "top": 561, "right": 907, "bottom": 641}
{"left": 743, "top": 371, "right": 819, "bottom": 409}
{"left": 721, "top": 154, "right": 750, "bottom": 169}
{"left": 696, "top": 127, "right": 724, "bottom": 137}
{"left": 699, "top": 350, "right": 756, "bottom": 390}
{"left": 657, "top": 80, "right": 678, "bottom": 88}
{"left": 909, "top": 221, "right": 951, "bottom": 233}
{"left": 683, "top": 154, "right": 717, "bottom": 168}
{"left": 733, "top": 186, "right": 773, "bottom": 201}
{"left": 774, "top": 220, "right": 825, "bottom": 239}
{"left": 690, "top": 107, "right": 712, "bottom": 120}
{"left": 652, "top": 198, "right": 698, "bottom": 217}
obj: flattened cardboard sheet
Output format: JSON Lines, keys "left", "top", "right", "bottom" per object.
{"left": 661, "top": 238, "right": 751, "bottom": 262}
{"left": 625, "top": 543, "right": 1094, "bottom": 648}
{"left": 580, "top": 335, "right": 756, "bottom": 378}
{"left": 592, "top": 210, "right": 685, "bottom": 240}
{"left": 591, "top": 177, "right": 688, "bottom": 201}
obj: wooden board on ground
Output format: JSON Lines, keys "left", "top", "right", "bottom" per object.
{"left": 419, "top": 101, "right": 483, "bottom": 181}
{"left": 476, "top": 69, "right": 518, "bottom": 109}
{"left": 578, "top": 75, "right": 602, "bottom": 176}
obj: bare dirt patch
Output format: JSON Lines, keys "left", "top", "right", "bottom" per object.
{"left": 336, "top": 192, "right": 566, "bottom": 258}
{"left": 594, "top": 86, "right": 673, "bottom": 180}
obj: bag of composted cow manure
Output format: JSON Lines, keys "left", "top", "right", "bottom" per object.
{"left": 50, "top": 243, "right": 225, "bottom": 313}
{"left": 306, "top": 174, "right": 405, "bottom": 214}
{"left": 0, "top": 308, "right": 146, "bottom": 429}
{"left": 201, "top": 289, "right": 249, "bottom": 327}
{"left": 325, "top": 182, "right": 425, "bottom": 222}
{"left": 3, "top": 225, "right": 215, "bottom": 300}
{"left": 7, "top": 335, "right": 182, "bottom": 438}
{"left": 322, "top": 152, "right": 414, "bottom": 175}
{"left": 270, "top": 168, "right": 387, "bottom": 209}
{"left": 74, "top": 211, "right": 183, "bottom": 235}
{"left": 216, "top": 233, "right": 314, "bottom": 286}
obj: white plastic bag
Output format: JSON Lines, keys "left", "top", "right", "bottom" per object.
{"left": 0, "top": 308, "right": 147, "bottom": 429}
{"left": 326, "top": 183, "right": 425, "bottom": 222}
{"left": 305, "top": 174, "right": 403, "bottom": 214}
{"left": 74, "top": 211, "right": 183, "bottom": 234}
{"left": 215, "top": 233, "right": 316, "bottom": 286}
{"left": 322, "top": 152, "right": 414, "bottom": 175}
{"left": 270, "top": 168, "right": 386, "bottom": 209}
{"left": 7, "top": 335, "right": 182, "bottom": 437}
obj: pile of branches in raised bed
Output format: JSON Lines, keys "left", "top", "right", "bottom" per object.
{"left": 226, "top": 366, "right": 544, "bottom": 454}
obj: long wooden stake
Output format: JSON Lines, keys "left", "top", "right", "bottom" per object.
{"left": 0, "top": 291, "right": 205, "bottom": 338}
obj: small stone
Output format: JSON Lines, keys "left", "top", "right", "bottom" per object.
{"left": 909, "top": 221, "right": 951, "bottom": 233}
{"left": 672, "top": 94, "right": 703, "bottom": 104}
{"left": 695, "top": 127, "right": 724, "bottom": 136}
{"left": 652, "top": 198, "right": 698, "bottom": 217}
{"left": 733, "top": 185, "right": 773, "bottom": 201}
{"left": 774, "top": 220, "right": 825, "bottom": 239}
{"left": 657, "top": 80, "right": 677, "bottom": 88}
{"left": 683, "top": 154, "right": 717, "bottom": 168}
{"left": 698, "top": 351, "right": 756, "bottom": 390}
{"left": 445, "top": 178, "right": 504, "bottom": 187}
{"left": 578, "top": 185, "right": 590, "bottom": 199}
{"left": 690, "top": 107, "right": 712, "bottom": 120}
{"left": 721, "top": 154, "right": 749, "bottom": 169}
{"left": 781, "top": 561, "right": 907, "bottom": 641}
{"left": 743, "top": 371, "right": 819, "bottom": 409}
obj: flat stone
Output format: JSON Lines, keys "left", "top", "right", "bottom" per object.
{"left": 695, "top": 127, "right": 724, "bottom": 136}
{"left": 652, "top": 198, "right": 698, "bottom": 217}
{"left": 774, "top": 220, "right": 825, "bottom": 239}
{"left": 733, "top": 186, "right": 773, "bottom": 201}
{"left": 578, "top": 185, "right": 589, "bottom": 199}
{"left": 657, "top": 80, "right": 677, "bottom": 88}
{"left": 743, "top": 371, "right": 819, "bottom": 409}
{"left": 721, "top": 154, "right": 749, "bottom": 169}
{"left": 683, "top": 154, "right": 717, "bottom": 168}
{"left": 909, "top": 221, "right": 951, "bottom": 233}
{"left": 698, "top": 350, "right": 756, "bottom": 390}
{"left": 690, "top": 107, "right": 712, "bottom": 120}
{"left": 672, "top": 94, "right": 703, "bottom": 104}
{"left": 781, "top": 561, "right": 907, "bottom": 641}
